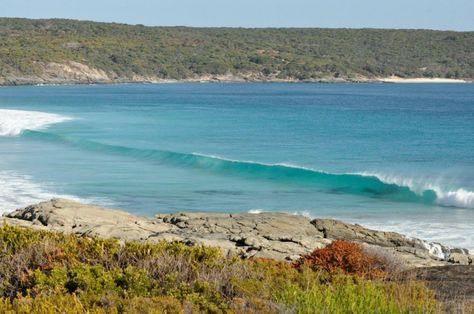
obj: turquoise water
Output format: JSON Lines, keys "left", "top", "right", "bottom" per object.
{"left": 0, "top": 83, "right": 473, "bottom": 250}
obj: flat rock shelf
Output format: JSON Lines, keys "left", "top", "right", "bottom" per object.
{"left": 2, "top": 198, "right": 473, "bottom": 268}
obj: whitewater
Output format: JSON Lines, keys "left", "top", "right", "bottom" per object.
{"left": 0, "top": 109, "right": 111, "bottom": 212}
{"left": 357, "top": 172, "right": 474, "bottom": 209}
{"left": 0, "top": 83, "right": 473, "bottom": 251}
{"left": 0, "top": 109, "right": 72, "bottom": 136}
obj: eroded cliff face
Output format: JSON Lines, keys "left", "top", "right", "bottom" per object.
{"left": 1, "top": 61, "right": 117, "bottom": 85}
{"left": 41, "top": 61, "right": 111, "bottom": 82}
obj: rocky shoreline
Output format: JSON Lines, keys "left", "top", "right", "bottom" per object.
{"left": 0, "top": 74, "right": 369, "bottom": 86}
{"left": 2, "top": 76, "right": 472, "bottom": 87}
{"left": 0, "top": 62, "right": 363, "bottom": 86}
{"left": 1, "top": 198, "right": 472, "bottom": 268}
{"left": 1, "top": 62, "right": 472, "bottom": 86}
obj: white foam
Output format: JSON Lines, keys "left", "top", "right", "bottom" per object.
{"left": 357, "top": 172, "right": 474, "bottom": 209}
{"left": 248, "top": 209, "right": 265, "bottom": 214}
{"left": 248, "top": 207, "right": 473, "bottom": 254}
{"left": 359, "top": 219, "right": 473, "bottom": 254}
{"left": 0, "top": 170, "right": 111, "bottom": 215}
{"left": 193, "top": 155, "right": 474, "bottom": 210}
{"left": 192, "top": 153, "right": 330, "bottom": 175}
{"left": 292, "top": 210, "right": 312, "bottom": 218}
{"left": 249, "top": 208, "right": 312, "bottom": 219}
{"left": 422, "top": 242, "right": 446, "bottom": 260}
{"left": 0, "top": 109, "right": 72, "bottom": 137}
{"left": 435, "top": 188, "right": 474, "bottom": 209}
{"left": 192, "top": 152, "right": 281, "bottom": 167}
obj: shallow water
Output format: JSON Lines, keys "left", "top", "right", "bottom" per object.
{"left": 0, "top": 83, "right": 473, "bottom": 250}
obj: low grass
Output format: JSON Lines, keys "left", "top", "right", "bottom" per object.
{"left": 0, "top": 225, "right": 442, "bottom": 313}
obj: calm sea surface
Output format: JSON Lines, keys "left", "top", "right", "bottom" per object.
{"left": 0, "top": 83, "right": 473, "bottom": 250}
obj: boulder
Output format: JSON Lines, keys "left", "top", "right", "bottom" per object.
{"left": 4, "top": 198, "right": 174, "bottom": 241}
{"left": 448, "top": 253, "right": 470, "bottom": 265}
{"left": 312, "top": 219, "right": 425, "bottom": 249}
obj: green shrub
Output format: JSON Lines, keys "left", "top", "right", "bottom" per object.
{"left": 0, "top": 225, "right": 442, "bottom": 313}
{"left": 114, "top": 266, "right": 151, "bottom": 297}
{"left": 1, "top": 18, "right": 473, "bottom": 82}
{"left": 275, "top": 275, "right": 439, "bottom": 314}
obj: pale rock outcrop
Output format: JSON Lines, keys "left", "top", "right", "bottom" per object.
{"left": 3, "top": 198, "right": 174, "bottom": 241}
{"left": 448, "top": 253, "right": 471, "bottom": 265}
{"left": 41, "top": 61, "right": 111, "bottom": 83}
{"left": 2, "top": 199, "right": 471, "bottom": 268}
{"left": 154, "top": 212, "right": 329, "bottom": 260}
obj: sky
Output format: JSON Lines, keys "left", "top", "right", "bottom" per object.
{"left": 1, "top": 0, "right": 474, "bottom": 31}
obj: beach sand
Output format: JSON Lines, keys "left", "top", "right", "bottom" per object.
{"left": 379, "top": 77, "right": 469, "bottom": 83}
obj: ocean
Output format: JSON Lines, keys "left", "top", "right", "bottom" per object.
{"left": 0, "top": 83, "right": 473, "bottom": 251}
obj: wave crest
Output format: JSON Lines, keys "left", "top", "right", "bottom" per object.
{"left": 358, "top": 172, "right": 474, "bottom": 209}
{"left": 0, "top": 109, "right": 72, "bottom": 137}
{"left": 19, "top": 130, "right": 474, "bottom": 209}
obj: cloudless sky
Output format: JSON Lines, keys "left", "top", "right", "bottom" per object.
{"left": 2, "top": 0, "right": 474, "bottom": 31}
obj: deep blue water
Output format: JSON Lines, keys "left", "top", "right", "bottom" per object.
{"left": 0, "top": 83, "right": 473, "bottom": 250}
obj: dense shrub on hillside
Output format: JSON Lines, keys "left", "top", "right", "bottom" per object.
{"left": 0, "top": 18, "right": 473, "bottom": 82}
{"left": 294, "top": 240, "right": 387, "bottom": 278}
{"left": 0, "top": 225, "right": 440, "bottom": 313}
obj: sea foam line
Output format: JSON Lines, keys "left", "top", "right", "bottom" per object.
{"left": 0, "top": 109, "right": 73, "bottom": 137}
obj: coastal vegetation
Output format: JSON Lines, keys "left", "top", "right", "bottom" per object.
{"left": 0, "top": 18, "right": 473, "bottom": 84}
{"left": 0, "top": 224, "right": 445, "bottom": 313}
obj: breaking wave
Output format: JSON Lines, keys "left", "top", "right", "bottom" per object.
{"left": 357, "top": 172, "right": 474, "bottom": 209}
{"left": 19, "top": 129, "right": 474, "bottom": 209}
{"left": 0, "top": 109, "right": 72, "bottom": 137}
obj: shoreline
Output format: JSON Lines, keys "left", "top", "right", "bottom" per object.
{"left": 2, "top": 198, "right": 472, "bottom": 312}
{"left": 377, "top": 77, "right": 470, "bottom": 84}
{"left": 0, "top": 76, "right": 472, "bottom": 88}
{"left": 2, "top": 198, "right": 472, "bottom": 268}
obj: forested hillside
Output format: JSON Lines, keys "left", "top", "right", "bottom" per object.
{"left": 0, "top": 18, "right": 473, "bottom": 85}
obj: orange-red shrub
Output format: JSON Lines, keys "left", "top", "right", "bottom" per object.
{"left": 294, "top": 240, "right": 386, "bottom": 279}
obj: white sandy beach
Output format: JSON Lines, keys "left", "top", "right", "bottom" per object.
{"left": 379, "top": 77, "right": 469, "bottom": 84}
